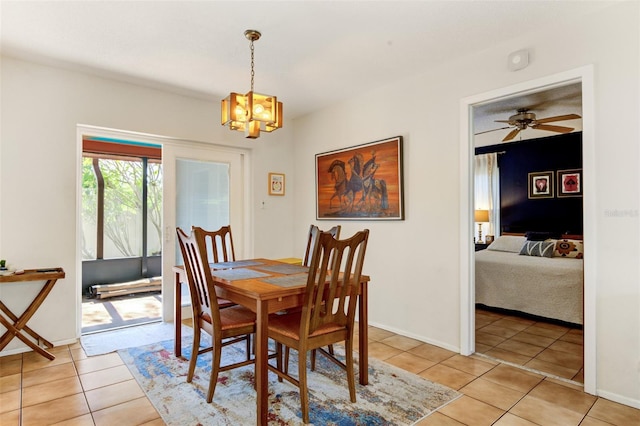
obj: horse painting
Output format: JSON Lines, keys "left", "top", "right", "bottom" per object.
{"left": 328, "top": 152, "right": 388, "bottom": 213}
{"left": 316, "top": 136, "right": 403, "bottom": 220}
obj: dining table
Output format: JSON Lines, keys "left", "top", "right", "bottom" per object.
{"left": 173, "top": 258, "right": 371, "bottom": 426}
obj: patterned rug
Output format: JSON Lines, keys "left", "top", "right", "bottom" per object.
{"left": 119, "top": 338, "right": 461, "bottom": 425}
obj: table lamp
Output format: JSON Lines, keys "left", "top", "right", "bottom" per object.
{"left": 474, "top": 209, "right": 490, "bottom": 243}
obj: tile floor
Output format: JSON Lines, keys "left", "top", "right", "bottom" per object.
{"left": 2, "top": 321, "right": 639, "bottom": 425}
{"left": 475, "top": 307, "right": 584, "bottom": 384}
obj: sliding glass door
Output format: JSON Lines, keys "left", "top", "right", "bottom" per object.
{"left": 162, "top": 142, "right": 246, "bottom": 321}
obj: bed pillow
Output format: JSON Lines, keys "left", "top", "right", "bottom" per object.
{"left": 519, "top": 240, "right": 556, "bottom": 257}
{"left": 487, "top": 235, "right": 526, "bottom": 253}
{"left": 554, "top": 239, "right": 584, "bottom": 258}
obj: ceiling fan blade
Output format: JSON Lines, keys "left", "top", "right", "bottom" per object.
{"left": 494, "top": 120, "right": 513, "bottom": 123}
{"left": 503, "top": 128, "right": 521, "bottom": 142}
{"left": 535, "top": 113, "right": 581, "bottom": 124}
{"left": 532, "top": 124, "right": 574, "bottom": 133}
{"left": 475, "top": 126, "right": 511, "bottom": 135}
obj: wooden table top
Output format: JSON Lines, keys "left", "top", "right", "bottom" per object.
{"left": 0, "top": 268, "right": 65, "bottom": 283}
{"left": 174, "top": 258, "right": 369, "bottom": 301}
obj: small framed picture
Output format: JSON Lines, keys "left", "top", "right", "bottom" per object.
{"left": 528, "top": 171, "right": 554, "bottom": 199}
{"left": 557, "top": 169, "right": 582, "bottom": 197}
{"left": 486, "top": 235, "right": 495, "bottom": 244}
{"left": 268, "top": 172, "right": 285, "bottom": 196}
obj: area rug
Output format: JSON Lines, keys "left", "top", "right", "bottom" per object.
{"left": 81, "top": 322, "right": 192, "bottom": 356}
{"left": 119, "top": 338, "right": 461, "bottom": 425}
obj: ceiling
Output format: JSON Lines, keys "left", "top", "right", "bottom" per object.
{"left": 1, "top": 1, "right": 602, "bottom": 125}
{"left": 473, "top": 82, "right": 583, "bottom": 146}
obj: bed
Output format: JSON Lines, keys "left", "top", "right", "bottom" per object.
{"left": 475, "top": 234, "right": 584, "bottom": 325}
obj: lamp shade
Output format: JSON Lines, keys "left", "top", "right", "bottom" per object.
{"left": 474, "top": 209, "right": 490, "bottom": 222}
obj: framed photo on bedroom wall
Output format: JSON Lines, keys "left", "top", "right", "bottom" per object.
{"left": 557, "top": 169, "right": 582, "bottom": 197}
{"left": 528, "top": 171, "right": 554, "bottom": 199}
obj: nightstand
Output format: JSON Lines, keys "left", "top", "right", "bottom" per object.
{"left": 475, "top": 243, "right": 489, "bottom": 251}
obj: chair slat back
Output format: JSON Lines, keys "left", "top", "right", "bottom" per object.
{"left": 176, "top": 227, "right": 222, "bottom": 331}
{"left": 302, "top": 229, "right": 369, "bottom": 338}
{"left": 196, "top": 225, "right": 236, "bottom": 264}
{"left": 303, "top": 225, "right": 341, "bottom": 267}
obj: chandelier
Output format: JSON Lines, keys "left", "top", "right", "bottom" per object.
{"left": 221, "top": 30, "right": 283, "bottom": 139}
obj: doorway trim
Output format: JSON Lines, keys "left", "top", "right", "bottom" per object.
{"left": 458, "top": 65, "right": 596, "bottom": 395}
{"left": 76, "top": 125, "right": 253, "bottom": 333}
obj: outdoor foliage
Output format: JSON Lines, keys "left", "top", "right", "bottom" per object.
{"left": 82, "top": 157, "right": 162, "bottom": 259}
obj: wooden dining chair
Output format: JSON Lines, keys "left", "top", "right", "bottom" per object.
{"left": 197, "top": 225, "right": 236, "bottom": 263}
{"left": 268, "top": 229, "right": 369, "bottom": 424}
{"left": 288, "top": 224, "right": 341, "bottom": 370}
{"left": 302, "top": 224, "right": 341, "bottom": 267}
{"left": 176, "top": 227, "right": 256, "bottom": 403}
{"left": 194, "top": 225, "right": 237, "bottom": 309}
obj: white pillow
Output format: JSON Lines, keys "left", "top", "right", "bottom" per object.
{"left": 487, "top": 235, "right": 527, "bottom": 253}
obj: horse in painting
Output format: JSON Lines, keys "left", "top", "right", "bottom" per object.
{"left": 328, "top": 159, "right": 348, "bottom": 209}
{"left": 361, "top": 152, "right": 389, "bottom": 210}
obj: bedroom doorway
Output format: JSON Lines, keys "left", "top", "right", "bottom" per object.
{"left": 472, "top": 84, "right": 585, "bottom": 384}
{"left": 460, "top": 66, "right": 596, "bottom": 394}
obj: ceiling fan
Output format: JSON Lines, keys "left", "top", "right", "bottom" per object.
{"left": 481, "top": 108, "right": 582, "bottom": 142}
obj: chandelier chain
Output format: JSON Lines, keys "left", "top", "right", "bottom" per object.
{"left": 250, "top": 39, "right": 255, "bottom": 92}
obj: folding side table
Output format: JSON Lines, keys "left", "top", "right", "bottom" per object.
{"left": 0, "top": 268, "right": 65, "bottom": 360}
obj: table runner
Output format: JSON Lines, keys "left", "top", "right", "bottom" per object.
{"left": 261, "top": 273, "right": 309, "bottom": 288}
{"left": 209, "top": 260, "right": 264, "bottom": 269}
{"left": 255, "top": 264, "right": 308, "bottom": 275}
{"left": 211, "top": 268, "right": 270, "bottom": 281}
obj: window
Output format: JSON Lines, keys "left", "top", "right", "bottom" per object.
{"left": 82, "top": 139, "right": 162, "bottom": 260}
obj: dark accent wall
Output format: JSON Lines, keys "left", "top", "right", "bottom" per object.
{"left": 475, "top": 132, "right": 583, "bottom": 236}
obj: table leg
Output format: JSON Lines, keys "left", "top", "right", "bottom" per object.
{"left": 358, "top": 281, "right": 369, "bottom": 385}
{"left": 174, "top": 271, "right": 182, "bottom": 358}
{"left": 0, "top": 300, "right": 53, "bottom": 349}
{"left": 0, "top": 314, "right": 54, "bottom": 360}
{"left": 0, "top": 279, "right": 57, "bottom": 351}
{"left": 255, "top": 300, "right": 269, "bottom": 426}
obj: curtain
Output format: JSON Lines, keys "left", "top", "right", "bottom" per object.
{"left": 474, "top": 153, "right": 500, "bottom": 241}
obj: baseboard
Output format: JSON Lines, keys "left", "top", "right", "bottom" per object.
{"left": 366, "top": 320, "right": 460, "bottom": 353}
{"left": 0, "top": 337, "right": 79, "bottom": 357}
{"left": 596, "top": 389, "right": 640, "bottom": 410}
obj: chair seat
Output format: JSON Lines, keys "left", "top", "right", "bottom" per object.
{"left": 269, "top": 311, "right": 344, "bottom": 341}
{"left": 200, "top": 305, "right": 256, "bottom": 331}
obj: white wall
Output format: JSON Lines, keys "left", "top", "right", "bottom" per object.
{"left": 293, "top": 1, "right": 639, "bottom": 408}
{"left": 0, "top": 57, "right": 296, "bottom": 350}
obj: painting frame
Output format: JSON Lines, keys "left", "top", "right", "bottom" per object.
{"left": 315, "top": 136, "right": 404, "bottom": 220}
{"left": 557, "top": 168, "right": 583, "bottom": 197}
{"left": 528, "top": 171, "right": 554, "bottom": 199}
{"left": 268, "top": 172, "right": 285, "bottom": 196}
